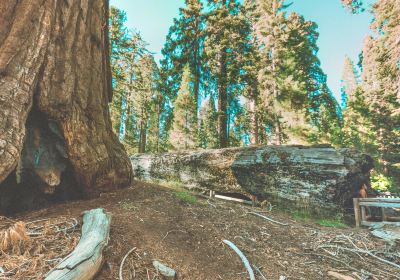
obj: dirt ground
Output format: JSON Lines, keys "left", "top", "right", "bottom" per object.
{"left": 7, "top": 181, "right": 400, "bottom": 280}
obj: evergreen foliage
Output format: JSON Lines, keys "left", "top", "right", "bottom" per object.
{"left": 170, "top": 66, "right": 198, "bottom": 150}
{"left": 109, "top": 1, "right": 399, "bottom": 191}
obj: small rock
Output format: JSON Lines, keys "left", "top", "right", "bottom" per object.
{"left": 153, "top": 260, "right": 177, "bottom": 279}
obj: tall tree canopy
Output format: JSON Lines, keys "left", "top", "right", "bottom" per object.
{"left": 160, "top": 0, "right": 205, "bottom": 111}
{"left": 170, "top": 66, "right": 198, "bottom": 150}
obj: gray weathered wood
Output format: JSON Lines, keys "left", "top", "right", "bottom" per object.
{"left": 131, "top": 145, "right": 374, "bottom": 213}
{"left": 361, "top": 206, "right": 367, "bottom": 221}
{"left": 353, "top": 198, "right": 361, "bottom": 228}
{"left": 357, "top": 198, "right": 400, "bottom": 203}
{"left": 359, "top": 202, "right": 400, "bottom": 208}
{"left": 45, "top": 208, "right": 111, "bottom": 280}
{"left": 214, "top": 194, "right": 252, "bottom": 205}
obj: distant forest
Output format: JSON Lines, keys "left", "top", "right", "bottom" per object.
{"left": 109, "top": 0, "right": 399, "bottom": 191}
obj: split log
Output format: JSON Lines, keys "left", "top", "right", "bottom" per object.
{"left": 45, "top": 208, "right": 111, "bottom": 280}
{"left": 131, "top": 145, "right": 374, "bottom": 213}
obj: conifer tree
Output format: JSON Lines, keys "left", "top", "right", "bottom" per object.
{"left": 170, "top": 66, "right": 198, "bottom": 150}
{"left": 199, "top": 97, "right": 219, "bottom": 148}
{"left": 341, "top": 0, "right": 364, "bottom": 13}
{"left": 133, "top": 54, "right": 159, "bottom": 153}
{"left": 160, "top": 0, "right": 205, "bottom": 111}
{"left": 251, "top": 0, "right": 288, "bottom": 144}
{"left": 205, "top": 0, "right": 253, "bottom": 148}
{"left": 252, "top": 0, "right": 338, "bottom": 145}
{"left": 109, "top": 7, "right": 129, "bottom": 136}
{"left": 242, "top": 0, "right": 263, "bottom": 145}
{"left": 340, "top": 57, "right": 359, "bottom": 108}
{"left": 359, "top": 0, "right": 400, "bottom": 179}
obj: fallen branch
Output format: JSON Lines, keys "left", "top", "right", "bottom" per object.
{"left": 215, "top": 194, "right": 253, "bottom": 205}
{"left": 247, "top": 212, "right": 289, "bottom": 226}
{"left": 45, "top": 208, "right": 111, "bottom": 280}
{"left": 253, "top": 265, "right": 268, "bottom": 280}
{"left": 319, "top": 244, "right": 400, "bottom": 270}
{"left": 223, "top": 240, "right": 255, "bottom": 280}
{"left": 119, "top": 247, "right": 137, "bottom": 280}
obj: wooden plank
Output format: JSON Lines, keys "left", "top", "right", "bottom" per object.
{"left": 45, "top": 208, "right": 111, "bottom": 280}
{"left": 361, "top": 206, "right": 367, "bottom": 222}
{"left": 359, "top": 202, "right": 400, "bottom": 208}
{"left": 382, "top": 208, "right": 388, "bottom": 221}
{"left": 209, "top": 190, "right": 216, "bottom": 198}
{"left": 214, "top": 194, "right": 253, "bottom": 205}
{"left": 353, "top": 198, "right": 361, "bottom": 228}
{"left": 359, "top": 198, "right": 400, "bottom": 203}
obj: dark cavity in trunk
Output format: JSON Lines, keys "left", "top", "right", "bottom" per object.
{"left": 0, "top": 109, "right": 84, "bottom": 215}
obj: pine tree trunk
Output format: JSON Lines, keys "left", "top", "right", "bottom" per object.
{"left": 271, "top": 0, "right": 282, "bottom": 145}
{"left": 156, "top": 99, "right": 161, "bottom": 153}
{"left": 0, "top": 0, "right": 132, "bottom": 212}
{"left": 218, "top": 48, "right": 228, "bottom": 148}
{"left": 250, "top": 83, "right": 259, "bottom": 145}
{"left": 139, "top": 118, "right": 147, "bottom": 153}
{"left": 193, "top": 41, "right": 200, "bottom": 112}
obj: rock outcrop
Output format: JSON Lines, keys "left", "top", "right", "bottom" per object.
{"left": 131, "top": 145, "right": 374, "bottom": 213}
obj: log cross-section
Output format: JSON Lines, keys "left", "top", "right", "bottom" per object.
{"left": 45, "top": 208, "right": 111, "bottom": 280}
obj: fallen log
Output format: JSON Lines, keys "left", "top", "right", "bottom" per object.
{"left": 131, "top": 145, "right": 374, "bottom": 214}
{"left": 45, "top": 208, "right": 111, "bottom": 280}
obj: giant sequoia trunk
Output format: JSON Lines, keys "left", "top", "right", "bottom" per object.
{"left": 0, "top": 0, "right": 132, "bottom": 213}
{"left": 131, "top": 145, "right": 374, "bottom": 213}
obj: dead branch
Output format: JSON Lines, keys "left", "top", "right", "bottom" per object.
{"left": 45, "top": 208, "right": 111, "bottom": 280}
{"left": 253, "top": 265, "right": 268, "bottom": 280}
{"left": 119, "top": 247, "right": 137, "bottom": 280}
{"left": 318, "top": 244, "right": 400, "bottom": 270}
{"left": 223, "top": 239, "right": 255, "bottom": 280}
{"left": 247, "top": 212, "right": 289, "bottom": 226}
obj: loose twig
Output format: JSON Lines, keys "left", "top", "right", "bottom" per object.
{"left": 119, "top": 247, "right": 137, "bottom": 280}
{"left": 247, "top": 212, "right": 289, "bottom": 226}
{"left": 319, "top": 245, "right": 400, "bottom": 270}
{"left": 223, "top": 240, "right": 255, "bottom": 280}
{"left": 253, "top": 265, "right": 268, "bottom": 280}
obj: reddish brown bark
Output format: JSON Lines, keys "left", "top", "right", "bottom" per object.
{"left": 0, "top": 0, "right": 132, "bottom": 212}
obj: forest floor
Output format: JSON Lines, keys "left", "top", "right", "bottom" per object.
{"left": 4, "top": 181, "right": 400, "bottom": 280}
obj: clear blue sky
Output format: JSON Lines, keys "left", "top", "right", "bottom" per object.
{"left": 110, "top": 0, "right": 375, "bottom": 101}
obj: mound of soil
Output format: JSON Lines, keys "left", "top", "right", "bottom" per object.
{"left": 7, "top": 181, "right": 400, "bottom": 280}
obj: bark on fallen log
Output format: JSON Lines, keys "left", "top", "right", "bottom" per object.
{"left": 131, "top": 145, "right": 374, "bottom": 213}
{"left": 45, "top": 208, "right": 111, "bottom": 280}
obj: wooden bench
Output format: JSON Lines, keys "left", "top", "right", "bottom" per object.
{"left": 353, "top": 197, "right": 400, "bottom": 227}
